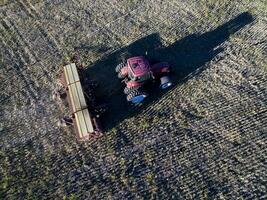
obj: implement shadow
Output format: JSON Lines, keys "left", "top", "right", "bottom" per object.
{"left": 85, "top": 12, "right": 253, "bottom": 130}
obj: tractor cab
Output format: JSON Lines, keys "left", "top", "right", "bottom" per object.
{"left": 116, "top": 55, "right": 172, "bottom": 104}
{"left": 127, "top": 56, "right": 152, "bottom": 82}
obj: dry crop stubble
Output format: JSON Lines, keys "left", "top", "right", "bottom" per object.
{"left": 0, "top": 0, "right": 267, "bottom": 199}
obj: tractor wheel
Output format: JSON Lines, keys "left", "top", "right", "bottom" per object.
{"left": 118, "top": 71, "right": 126, "bottom": 79}
{"left": 160, "top": 76, "right": 172, "bottom": 89}
{"left": 115, "top": 62, "right": 125, "bottom": 72}
{"left": 124, "top": 86, "right": 140, "bottom": 94}
{"left": 127, "top": 89, "right": 147, "bottom": 104}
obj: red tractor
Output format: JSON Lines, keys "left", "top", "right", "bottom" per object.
{"left": 115, "top": 56, "right": 172, "bottom": 104}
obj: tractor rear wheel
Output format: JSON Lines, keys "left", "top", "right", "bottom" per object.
{"left": 118, "top": 71, "right": 126, "bottom": 79}
{"left": 127, "top": 89, "right": 147, "bottom": 104}
{"left": 115, "top": 62, "right": 125, "bottom": 72}
{"left": 124, "top": 86, "right": 140, "bottom": 94}
{"left": 160, "top": 76, "right": 172, "bottom": 89}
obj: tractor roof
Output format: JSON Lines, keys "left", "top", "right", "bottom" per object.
{"left": 127, "top": 56, "right": 150, "bottom": 77}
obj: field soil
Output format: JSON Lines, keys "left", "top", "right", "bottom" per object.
{"left": 0, "top": 0, "right": 266, "bottom": 199}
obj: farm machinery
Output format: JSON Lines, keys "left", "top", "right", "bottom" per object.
{"left": 115, "top": 56, "right": 172, "bottom": 104}
{"left": 53, "top": 55, "right": 107, "bottom": 141}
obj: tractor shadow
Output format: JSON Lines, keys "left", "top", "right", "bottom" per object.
{"left": 84, "top": 12, "right": 253, "bottom": 131}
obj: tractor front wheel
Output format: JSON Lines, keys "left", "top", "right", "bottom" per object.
{"left": 118, "top": 71, "right": 126, "bottom": 79}
{"left": 160, "top": 76, "right": 172, "bottom": 89}
{"left": 115, "top": 62, "right": 125, "bottom": 72}
{"left": 124, "top": 86, "right": 140, "bottom": 94}
{"left": 127, "top": 89, "right": 147, "bottom": 104}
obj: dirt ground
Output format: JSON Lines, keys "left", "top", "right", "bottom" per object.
{"left": 0, "top": 0, "right": 266, "bottom": 199}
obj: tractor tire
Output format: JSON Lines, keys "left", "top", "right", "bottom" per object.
{"left": 160, "top": 76, "right": 172, "bottom": 89}
{"left": 127, "top": 89, "right": 147, "bottom": 104}
{"left": 115, "top": 62, "right": 125, "bottom": 73}
{"left": 118, "top": 71, "right": 126, "bottom": 79}
{"left": 124, "top": 86, "right": 140, "bottom": 94}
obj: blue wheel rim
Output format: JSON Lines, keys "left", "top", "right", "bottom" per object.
{"left": 161, "top": 82, "right": 172, "bottom": 89}
{"left": 131, "top": 95, "right": 146, "bottom": 104}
